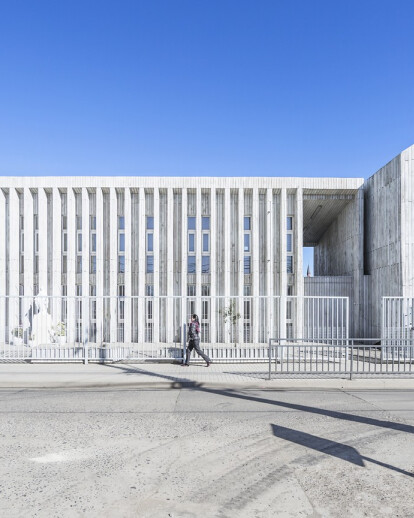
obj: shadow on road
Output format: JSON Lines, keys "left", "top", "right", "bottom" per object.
{"left": 271, "top": 424, "right": 414, "bottom": 477}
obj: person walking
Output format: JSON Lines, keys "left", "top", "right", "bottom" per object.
{"left": 182, "top": 314, "right": 211, "bottom": 367}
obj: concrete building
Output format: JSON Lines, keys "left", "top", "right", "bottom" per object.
{"left": 0, "top": 144, "right": 413, "bottom": 349}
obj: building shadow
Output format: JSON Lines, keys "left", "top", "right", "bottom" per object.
{"left": 271, "top": 424, "right": 414, "bottom": 477}
{"left": 101, "top": 363, "right": 414, "bottom": 436}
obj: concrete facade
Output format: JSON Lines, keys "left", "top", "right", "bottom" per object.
{"left": 0, "top": 143, "right": 413, "bottom": 344}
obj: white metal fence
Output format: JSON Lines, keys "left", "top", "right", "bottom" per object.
{"left": 268, "top": 338, "right": 414, "bottom": 378}
{"left": 0, "top": 295, "right": 349, "bottom": 362}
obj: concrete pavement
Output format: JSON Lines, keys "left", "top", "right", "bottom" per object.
{"left": 0, "top": 362, "right": 413, "bottom": 389}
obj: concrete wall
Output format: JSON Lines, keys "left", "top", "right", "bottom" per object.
{"left": 401, "top": 145, "right": 414, "bottom": 297}
{"left": 364, "top": 153, "right": 402, "bottom": 336}
{"left": 313, "top": 190, "right": 364, "bottom": 336}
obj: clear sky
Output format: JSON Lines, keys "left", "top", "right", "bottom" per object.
{"left": 1, "top": 0, "right": 413, "bottom": 179}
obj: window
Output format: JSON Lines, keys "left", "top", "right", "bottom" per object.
{"left": 202, "top": 256, "right": 210, "bottom": 274}
{"left": 244, "top": 234, "right": 250, "bottom": 252}
{"left": 146, "top": 284, "right": 154, "bottom": 296}
{"left": 244, "top": 256, "right": 251, "bottom": 274}
{"left": 62, "top": 256, "right": 67, "bottom": 274}
{"left": 146, "top": 255, "right": 154, "bottom": 273}
{"left": 202, "top": 285, "right": 210, "bottom": 296}
{"left": 187, "top": 285, "right": 196, "bottom": 296}
{"left": 118, "top": 255, "right": 125, "bottom": 273}
{"left": 76, "top": 256, "right": 82, "bottom": 273}
{"left": 244, "top": 217, "right": 251, "bottom": 230}
{"left": 91, "top": 234, "right": 96, "bottom": 252}
{"left": 76, "top": 216, "right": 82, "bottom": 230}
{"left": 243, "top": 285, "right": 251, "bottom": 296}
{"left": 286, "top": 300, "right": 292, "bottom": 320}
{"left": 119, "top": 234, "right": 125, "bottom": 252}
{"left": 287, "top": 285, "right": 294, "bottom": 296}
{"left": 202, "top": 300, "right": 209, "bottom": 320}
{"left": 63, "top": 233, "right": 68, "bottom": 252}
{"left": 62, "top": 216, "right": 67, "bottom": 230}
{"left": 146, "top": 216, "right": 154, "bottom": 229}
{"left": 202, "top": 217, "right": 210, "bottom": 230}
{"left": 287, "top": 217, "right": 293, "bottom": 231}
{"left": 77, "top": 233, "right": 82, "bottom": 253}
{"left": 90, "top": 256, "right": 96, "bottom": 274}
{"left": 187, "top": 256, "right": 196, "bottom": 274}
{"left": 188, "top": 217, "right": 196, "bottom": 230}
{"left": 202, "top": 234, "right": 209, "bottom": 252}
{"left": 147, "top": 233, "right": 153, "bottom": 252}
{"left": 287, "top": 255, "right": 293, "bottom": 273}
{"left": 188, "top": 233, "right": 195, "bottom": 252}
{"left": 118, "top": 216, "right": 125, "bottom": 230}
{"left": 90, "top": 216, "right": 96, "bottom": 230}
{"left": 287, "top": 234, "right": 292, "bottom": 252}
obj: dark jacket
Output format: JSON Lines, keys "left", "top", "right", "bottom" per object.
{"left": 188, "top": 321, "right": 200, "bottom": 341}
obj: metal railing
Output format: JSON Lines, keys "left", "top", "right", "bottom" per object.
{"left": 0, "top": 294, "right": 349, "bottom": 363}
{"left": 268, "top": 338, "right": 414, "bottom": 379}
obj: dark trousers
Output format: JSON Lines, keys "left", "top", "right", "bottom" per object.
{"left": 184, "top": 339, "right": 211, "bottom": 365}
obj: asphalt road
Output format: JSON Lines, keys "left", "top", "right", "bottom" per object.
{"left": 0, "top": 387, "right": 413, "bottom": 518}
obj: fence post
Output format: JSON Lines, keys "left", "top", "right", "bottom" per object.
{"left": 349, "top": 338, "right": 353, "bottom": 380}
{"left": 182, "top": 322, "right": 187, "bottom": 364}
{"left": 268, "top": 338, "right": 271, "bottom": 380}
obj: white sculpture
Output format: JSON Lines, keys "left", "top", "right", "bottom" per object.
{"left": 31, "top": 290, "right": 54, "bottom": 346}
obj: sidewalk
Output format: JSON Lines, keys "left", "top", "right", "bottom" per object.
{"left": 0, "top": 362, "right": 413, "bottom": 389}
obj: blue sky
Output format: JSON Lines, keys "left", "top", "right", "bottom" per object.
{"left": 0, "top": 1, "right": 413, "bottom": 273}
{"left": 1, "top": 0, "right": 413, "bottom": 179}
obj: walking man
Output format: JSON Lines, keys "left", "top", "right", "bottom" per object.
{"left": 182, "top": 314, "right": 211, "bottom": 367}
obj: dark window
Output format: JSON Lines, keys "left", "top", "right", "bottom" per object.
{"left": 244, "top": 256, "right": 251, "bottom": 274}
{"left": 146, "top": 255, "right": 154, "bottom": 273}
{"left": 189, "top": 233, "right": 195, "bottom": 252}
{"left": 202, "top": 256, "right": 210, "bottom": 274}
{"left": 202, "top": 217, "right": 210, "bottom": 230}
{"left": 147, "top": 233, "right": 153, "bottom": 252}
{"left": 187, "top": 256, "right": 196, "bottom": 273}
{"left": 118, "top": 255, "right": 125, "bottom": 273}
{"left": 90, "top": 256, "right": 96, "bottom": 274}
{"left": 287, "top": 217, "right": 293, "bottom": 230}
{"left": 119, "top": 234, "right": 125, "bottom": 252}
{"left": 244, "top": 217, "right": 251, "bottom": 230}
{"left": 188, "top": 217, "right": 196, "bottom": 230}
{"left": 146, "top": 216, "right": 154, "bottom": 230}
{"left": 287, "top": 256, "right": 293, "bottom": 273}
{"left": 118, "top": 216, "right": 125, "bottom": 230}
{"left": 202, "top": 234, "right": 209, "bottom": 252}
{"left": 287, "top": 234, "right": 292, "bottom": 252}
{"left": 146, "top": 284, "right": 154, "bottom": 296}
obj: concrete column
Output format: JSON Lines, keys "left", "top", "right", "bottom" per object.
{"left": 96, "top": 188, "right": 104, "bottom": 345}
{"left": 280, "top": 188, "right": 287, "bottom": 338}
{"left": 24, "top": 189, "right": 34, "bottom": 330}
{"left": 67, "top": 188, "right": 76, "bottom": 344}
{"left": 167, "top": 188, "right": 174, "bottom": 343}
{"left": 295, "top": 188, "right": 304, "bottom": 339}
{"left": 124, "top": 187, "right": 132, "bottom": 343}
{"left": 266, "top": 188, "right": 273, "bottom": 341}
{"left": 0, "top": 189, "right": 6, "bottom": 343}
{"left": 181, "top": 188, "right": 188, "bottom": 339}
{"left": 52, "top": 188, "right": 61, "bottom": 323}
{"left": 153, "top": 188, "right": 160, "bottom": 343}
{"left": 196, "top": 188, "right": 202, "bottom": 321}
{"left": 138, "top": 188, "right": 145, "bottom": 343}
{"left": 82, "top": 188, "right": 90, "bottom": 344}
{"left": 238, "top": 188, "right": 244, "bottom": 346}
{"left": 9, "top": 188, "right": 20, "bottom": 334}
{"left": 38, "top": 188, "right": 48, "bottom": 295}
{"left": 252, "top": 188, "right": 259, "bottom": 343}
{"left": 209, "top": 188, "right": 216, "bottom": 344}
{"left": 224, "top": 188, "right": 231, "bottom": 343}
{"left": 109, "top": 188, "right": 117, "bottom": 343}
